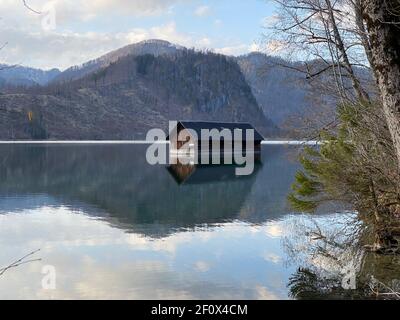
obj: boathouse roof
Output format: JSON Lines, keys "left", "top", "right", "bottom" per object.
{"left": 168, "top": 121, "right": 264, "bottom": 141}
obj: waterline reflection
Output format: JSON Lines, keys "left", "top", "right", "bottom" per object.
{"left": 2, "top": 144, "right": 395, "bottom": 300}
{"left": 0, "top": 199, "right": 294, "bottom": 299}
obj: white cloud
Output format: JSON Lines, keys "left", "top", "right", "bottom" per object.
{"left": 0, "top": 0, "right": 185, "bottom": 23}
{"left": 0, "top": 1, "right": 197, "bottom": 69}
{"left": 0, "top": 21, "right": 211, "bottom": 70}
{"left": 0, "top": 1, "right": 256, "bottom": 69}
{"left": 194, "top": 5, "right": 211, "bottom": 17}
{"left": 214, "top": 19, "right": 223, "bottom": 27}
{"left": 263, "top": 14, "right": 280, "bottom": 27}
{"left": 198, "top": 37, "right": 212, "bottom": 47}
{"left": 0, "top": 27, "right": 125, "bottom": 70}
{"left": 83, "top": 0, "right": 181, "bottom": 16}
{"left": 0, "top": 18, "right": 254, "bottom": 70}
{"left": 215, "top": 43, "right": 257, "bottom": 56}
{"left": 265, "top": 40, "right": 287, "bottom": 54}
{"left": 249, "top": 42, "right": 262, "bottom": 52}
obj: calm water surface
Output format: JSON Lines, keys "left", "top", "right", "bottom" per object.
{"left": 0, "top": 144, "right": 396, "bottom": 299}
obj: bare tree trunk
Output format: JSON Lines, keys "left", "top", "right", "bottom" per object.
{"left": 325, "top": 0, "right": 370, "bottom": 101}
{"left": 363, "top": 0, "right": 400, "bottom": 173}
{"left": 353, "top": 0, "right": 374, "bottom": 67}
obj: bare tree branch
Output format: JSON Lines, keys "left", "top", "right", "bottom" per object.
{"left": 0, "top": 249, "right": 42, "bottom": 276}
{"left": 22, "top": 0, "right": 42, "bottom": 15}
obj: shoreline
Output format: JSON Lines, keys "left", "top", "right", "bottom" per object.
{"left": 0, "top": 140, "right": 323, "bottom": 145}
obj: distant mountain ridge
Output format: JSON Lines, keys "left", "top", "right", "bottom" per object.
{"left": 52, "top": 39, "right": 183, "bottom": 83}
{"left": 237, "top": 52, "right": 313, "bottom": 127}
{"left": 49, "top": 40, "right": 333, "bottom": 131}
{"left": 0, "top": 39, "right": 343, "bottom": 139}
{"left": 0, "top": 46, "right": 276, "bottom": 140}
{"left": 0, "top": 65, "right": 60, "bottom": 86}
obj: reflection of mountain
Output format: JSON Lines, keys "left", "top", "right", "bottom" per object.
{"left": 0, "top": 144, "right": 300, "bottom": 237}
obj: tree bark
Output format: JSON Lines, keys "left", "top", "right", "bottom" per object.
{"left": 363, "top": 0, "right": 400, "bottom": 174}
{"left": 325, "top": 0, "right": 370, "bottom": 102}
{"left": 353, "top": 0, "right": 374, "bottom": 67}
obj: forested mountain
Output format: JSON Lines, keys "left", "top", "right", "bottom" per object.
{"left": 0, "top": 39, "right": 350, "bottom": 140}
{"left": 237, "top": 53, "right": 340, "bottom": 134}
{"left": 237, "top": 53, "right": 312, "bottom": 127}
{"left": 52, "top": 40, "right": 182, "bottom": 83}
{"left": 52, "top": 40, "right": 330, "bottom": 131}
{"left": 0, "top": 48, "right": 275, "bottom": 140}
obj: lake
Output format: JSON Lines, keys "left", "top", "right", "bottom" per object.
{"left": 0, "top": 144, "right": 398, "bottom": 299}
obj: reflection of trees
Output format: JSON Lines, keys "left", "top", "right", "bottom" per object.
{"left": 0, "top": 144, "right": 260, "bottom": 237}
{"left": 283, "top": 215, "right": 400, "bottom": 299}
{"left": 288, "top": 268, "right": 364, "bottom": 300}
{"left": 0, "top": 145, "right": 305, "bottom": 237}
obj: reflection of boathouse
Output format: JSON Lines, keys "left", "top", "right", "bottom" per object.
{"left": 168, "top": 162, "right": 261, "bottom": 185}
{"left": 168, "top": 121, "right": 264, "bottom": 154}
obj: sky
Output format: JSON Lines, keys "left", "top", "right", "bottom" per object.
{"left": 0, "top": 0, "right": 277, "bottom": 70}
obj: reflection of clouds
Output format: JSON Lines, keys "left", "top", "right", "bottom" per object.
{"left": 263, "top": 253, "right": 282, "bottom": 264}
{"left": 193, "top": 261, "right": 211, "bottom": 273}
{"left": 2, "top": 256, "right": 195, "bottom": 299}
{"left": 249, "top": 226, "right": 261, "bottom": 234}
{"left": 0, "top": 204, "right": 291, "bottom": 299}
{"left": 70, "top": 260, "right": 192, "bottom": 300}
{"left": 0, "top": 207, "right": 195, "bottom": 255}
{"left": 1, "top": 251, "right": 281, "bottom": 299}
{"left": 255, "top": 285, "right": 279, "bottom": 300}
{"left": 265, "top": 223, "right": 284, "bottom": 238}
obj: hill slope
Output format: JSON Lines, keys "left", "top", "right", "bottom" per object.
{"left": 0, "top": 49, "right": 276, "bottom": 140}
{"left": 52, "top": 39, "right": 182, "bottom": 83}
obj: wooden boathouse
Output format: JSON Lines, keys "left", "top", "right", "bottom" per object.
{"left": 167, "top": 121, "right": 264, "bottom": 153}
